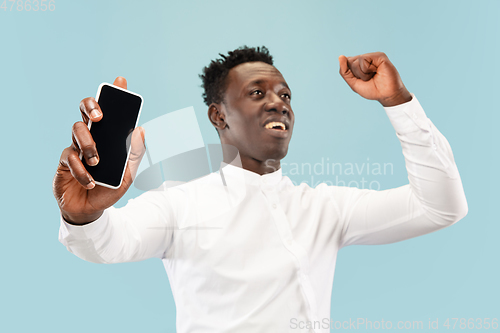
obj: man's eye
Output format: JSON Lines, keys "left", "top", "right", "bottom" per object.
{"left": 251, "top": 90, "right": 262, "bottom": 95}
{"left": 282, "top": 93, "right": 291, "bottom": 99}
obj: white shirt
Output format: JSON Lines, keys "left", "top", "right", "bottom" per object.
{"left": 58, "top": 94, "right": 468, "bottom": 333}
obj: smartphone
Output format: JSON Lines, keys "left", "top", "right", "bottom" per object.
{"left": 82, "top": 83, "right": 143, "bottom": 189}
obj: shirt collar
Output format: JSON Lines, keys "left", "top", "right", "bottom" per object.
{"left": 218, "top": 159, "right": 283, "bottom": 187}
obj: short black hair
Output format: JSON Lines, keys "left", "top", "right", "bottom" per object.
{"left": 199, "top": 45, "right": 274, "bottom": 107}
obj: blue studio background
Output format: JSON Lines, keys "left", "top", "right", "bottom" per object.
{"left": 1, "top": 0, "right": 498, "bottom": 332}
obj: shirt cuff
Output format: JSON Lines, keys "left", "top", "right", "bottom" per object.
{"left": 383, "top": 93, "right": 431, "bottom": 134}
{"left": 59, "top": 209, "right": 111, "bottom": 240}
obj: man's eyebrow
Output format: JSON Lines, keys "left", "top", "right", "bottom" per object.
{"left": 245, "top": 79, "right": 290, "bottom": 90}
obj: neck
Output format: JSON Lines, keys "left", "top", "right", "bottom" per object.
{"left": 240, "top": 155, "right": 281, "bottom": 175}
{"left": 220, "top": 144, "right": 280, "bottom": 176}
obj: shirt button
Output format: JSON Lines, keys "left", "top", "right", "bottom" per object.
{"left": 413, "top": 113, "right": 418, "bottom": 120}
{"left": 262, "top": 178, "right": 267, "bottom": 184}
{"left": 432, "top": 143, "right": 437, "bottom": 150}
{"left": 272, "top": 203, "right": 277, "bottom": 209}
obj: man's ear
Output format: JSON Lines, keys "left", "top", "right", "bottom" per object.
{"left": 208, "top": 103, "right": 227, "bottom": 131}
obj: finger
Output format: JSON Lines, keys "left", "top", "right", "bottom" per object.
{"left": 72, "top": 121, "right": 99, "bottom": 166}
{"left": 338, "top": 55, "right": 358, "bottom": 89}
{"left": 359, "top": 56, "right": 378, "bottom": 76}
{"left": 79, "top": 97, "right": 103, "bottom": 123}
{"left": 127, "top": 126, "right": 146, "bottom": 181}
{"left": 113, "top": 76, "right": 127, "bottom": 90}
{"left": 60, "top": 147, "right": 95, "bottom": 189}
{"left": 348, "top": 58, "right": 374, "bottom": 82}
{"left": 360, "top": 52, "right": 390, "bottom": 69}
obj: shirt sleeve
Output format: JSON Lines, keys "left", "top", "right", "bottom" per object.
{"left": 335, "top": 94, "right": 468, "bottom": 248}
{"left": 58, "top": 184, "right": 175, "bottom": 263}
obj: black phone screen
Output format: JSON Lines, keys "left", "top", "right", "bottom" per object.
{"left": 83, "top": 84, "right": 143, "bottom": 188}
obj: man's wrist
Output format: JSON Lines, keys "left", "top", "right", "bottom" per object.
{"left": 379, "top": 89, "right": 413, "bottom": 107}
{"left": 61, "top": 210, "right": 104, "bottom": 226}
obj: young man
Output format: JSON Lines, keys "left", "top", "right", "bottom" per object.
{"left": 54, "top": 46, "right": 467, "bottom": 333}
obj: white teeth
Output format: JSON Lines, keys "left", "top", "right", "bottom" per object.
{"left": 265, "top": 122, "right": 286, "bottom": 130}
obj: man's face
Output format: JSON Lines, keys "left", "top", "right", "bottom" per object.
{"left": 215, "top": 61, "right": 294, "bottom": 168}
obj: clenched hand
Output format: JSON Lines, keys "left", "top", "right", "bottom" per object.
{"left": 339, "top": 52, "right": 412, "bottom": 107}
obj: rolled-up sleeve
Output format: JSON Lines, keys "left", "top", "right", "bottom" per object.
{"left": 58, "top": 186, "right": 175, "bottom": 263}
{"left": 337, "top": 94, "right": 468, "bottom": 248}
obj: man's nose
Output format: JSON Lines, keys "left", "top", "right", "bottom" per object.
{"left": 264, "top": 93, "right": 289, "bottom": 115}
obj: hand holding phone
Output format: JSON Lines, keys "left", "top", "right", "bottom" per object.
{"left": 84, "top": 82, "right": 143, "bottom": 189}
{"left": 53, "top": 77, "right": 146, "bottom": 225}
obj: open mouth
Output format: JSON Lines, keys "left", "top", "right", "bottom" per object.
{"left": 264, "top": 121, "right": 287, "bottom": 131}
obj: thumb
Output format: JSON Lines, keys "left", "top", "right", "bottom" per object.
{"left": 128, "top": 126, "right": 146, "bottom": 181}
{"left": 113, "top": 76, "right": 128, "bottom": 90}
{"left": 338, "top": 55, "right": 357, "bottom": 89}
